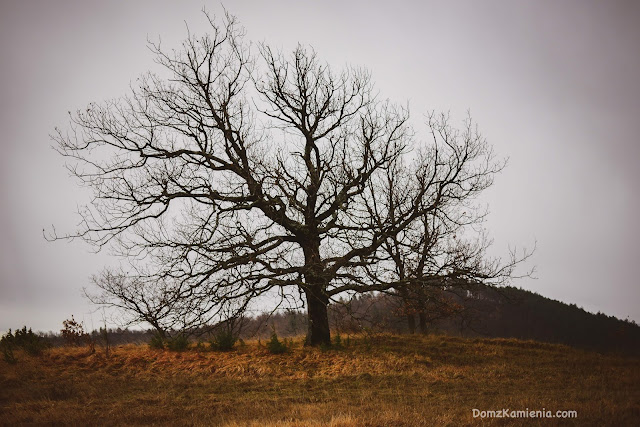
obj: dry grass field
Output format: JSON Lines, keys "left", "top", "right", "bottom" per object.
{"left": 1, "top": 334, "right": 638, "bottom": 426}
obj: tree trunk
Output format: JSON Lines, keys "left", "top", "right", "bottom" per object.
{"left": 407, "top": 313, "right": 416, "bottom": 334}
{"left": 301, "top": 236, "right": 331, "bottom": 347}
{"left": 305, "top": 286, "right": 330, "bottom": 346}
{"left": 398, "top": 288, "right": 415, "bottom": 334}
{"left": 418, "top": 311, "right": 428, "bottom": 334}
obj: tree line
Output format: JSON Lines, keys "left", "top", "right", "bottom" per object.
{"left": 19, "top": 285, "right": 638, "bottom": 356}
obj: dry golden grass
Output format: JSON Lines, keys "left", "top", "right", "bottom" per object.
{"left": 1, "top": 334, "right": 638, "bottom": 426}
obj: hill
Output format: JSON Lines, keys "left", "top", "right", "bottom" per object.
{"left": 452, "top": 285, "right": 640, "bottom": 354}
{"left": 1, "top": 334, "right": 638, "bottom": 425}
{"left": 315, "top": 286, "right": 640, "bottom": 355}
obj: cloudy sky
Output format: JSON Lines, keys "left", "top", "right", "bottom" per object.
{"left": 1, "top": 0, "right": 638, "bottom": 332}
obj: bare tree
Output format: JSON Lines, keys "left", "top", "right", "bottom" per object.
{"left": 50, "top": 13, "right": 512, "bottom": 346}
{"left": 371, "top": 114, "right": 535, "bottom": 333}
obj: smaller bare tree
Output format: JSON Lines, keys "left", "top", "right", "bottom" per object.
{"left": 61, "top": 315, "right": 95, "bottom": 352}
{"left": 369, "top": 113, "right": 535, "bottom": 333}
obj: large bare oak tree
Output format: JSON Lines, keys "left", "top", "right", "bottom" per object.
{"left": 51, "top": 14, "right": 514, "bottom": 346}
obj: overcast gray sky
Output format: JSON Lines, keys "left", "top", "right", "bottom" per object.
{"left": 1, "top": 0, "right": 639, "bottom": 332}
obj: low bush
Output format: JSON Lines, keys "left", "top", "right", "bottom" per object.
{"left": 266, "top": 332, "right": 287, "bottom": 354}
{"left": 210, "top": 329, "right": 237, "bottom": 351}
{"left": 149, "top": 332, "right": 165, "bottom": 350}
{"left": 16, "top": 326, "right": 49, "bottom": 355}
{"left": 1, "top": 330, "right": 18, "bottom": 362}
{"left": 333, "top": 332, "right": 345, "bottom": 349}
{"left": 1, "top": 327, "right": 49, "bottom": 363}
{"left": 167, "top": 334, "right": 189, "bottom": 352}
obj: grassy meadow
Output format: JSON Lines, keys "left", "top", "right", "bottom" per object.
{"left": 1, "top": 333, "right": 638, "bottom": 426}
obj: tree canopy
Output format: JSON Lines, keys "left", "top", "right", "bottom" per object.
{"left": 51, "top": 13, "right": 530, "bottom": 345}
